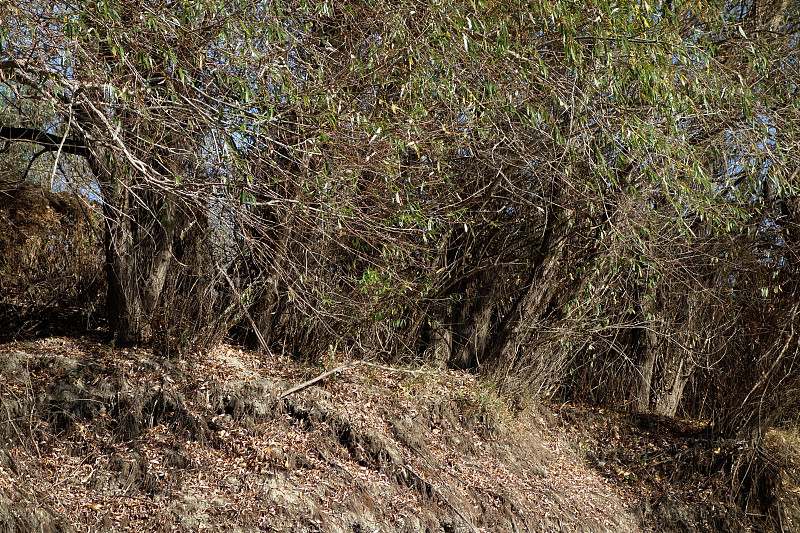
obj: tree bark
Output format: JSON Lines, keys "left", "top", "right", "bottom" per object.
{"left": 654, "top": 358, "right": 691, "bottom": 417}
{"left": 430, "top": 304, "right": 454, "bottom": 369}
{"left": 634, "top": 325, "right": 657, "bottom": 412}
{"left": 487, "top": 206, "right": 570, "bottom": 369}
{"left": 453, "top": 290, "right": 495, "bottom": 370}
{"left": 102, "top": 179, "right": 176, "bottom": 345}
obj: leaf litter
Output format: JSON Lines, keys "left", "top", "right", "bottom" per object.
{"left": 0, "top": 336, "right": 663, "bottom": 532}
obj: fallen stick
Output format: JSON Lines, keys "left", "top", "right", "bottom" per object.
{"left": 279, "top": 362, "right": 358, "bottom": 399}
{"left": 279, "top": 361, "right": 428, "bottom": 399}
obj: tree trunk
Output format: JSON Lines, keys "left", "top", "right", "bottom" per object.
{"left": 245, "top": 272, "right": 285, "bottom": 351}
{"left": 634, "top": 325, "right": 657, "bottom": 412}
{"left": 102, "top": 179, "right": 176, "bottom": 345}
{"left": 430, "top": 303, "right": 454, "bottom": 369}
{"left": 453, "top": 290, "right": 495, "bottom": 370}
{"left": 654, "top": 358, "right": 691, "bottom": 417}
{"left": 487, "top": 207, "right": 570, "bottom": 369}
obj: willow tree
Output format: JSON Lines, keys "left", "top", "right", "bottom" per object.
{"left": 0, "top": 0, "right": 466, "bottom": 347}
{"left": 457, "top": 0, "right": 800, "bottom": 435}
{"left": 253, "top": 0, "right": 800, "bottom": 437}
{"left": 3, "top": 0, "right": 800, "bottom": 437}
{"left": 1, "top": 1, "right": 296, "bottom": 344}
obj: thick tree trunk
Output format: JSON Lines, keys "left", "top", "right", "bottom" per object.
{"left": 487, "top": 207, "right": 570, "bottom": 369}
{"left": 453, "top": 291, "right": 495, "bottom": 370}
{"left": 633, "top": 313, "right": 695, "bottom": 417}
{"left": 430, "top": 304, "right": 454, "bottom": 369}
{"left": 632, "top": 278, "right": 659, "bottom": 412}
{"left": 0, "top": 122, "right": 178, "bottom": 346}
{"left": 102, "top": 180, "right": 176, "bottom": 345}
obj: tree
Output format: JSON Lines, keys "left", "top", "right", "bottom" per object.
{"left": 3, "top": 0, "right": 799, "bottom": 440}
{"left": 2, "top": 1, "right": 267, "bottom": 344}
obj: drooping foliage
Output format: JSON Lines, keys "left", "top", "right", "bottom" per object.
{"left": 2, "top": 0, "right": 799, "bottom": 438}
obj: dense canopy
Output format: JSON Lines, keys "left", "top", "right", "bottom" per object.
{"left": 2, "top": 0, "right": 799, "bottom": 439}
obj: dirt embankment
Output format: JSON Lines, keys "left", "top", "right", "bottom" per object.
{"left": 0, "top": 337, "right": 796, "bottom": 532}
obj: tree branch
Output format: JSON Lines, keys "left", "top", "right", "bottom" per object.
{"left": 0, "top": 125, "right": 90, "bottom": 159}
{"left": 21, "top": 147, "right": 50, "bottom": 182}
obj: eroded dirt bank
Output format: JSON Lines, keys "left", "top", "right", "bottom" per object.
{"left": 0, "top": 337, "right": 795, "bottom": 532}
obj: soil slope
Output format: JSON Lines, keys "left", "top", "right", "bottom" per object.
{"left": 0, "top": 336, "right": 792, "bottom": 532}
